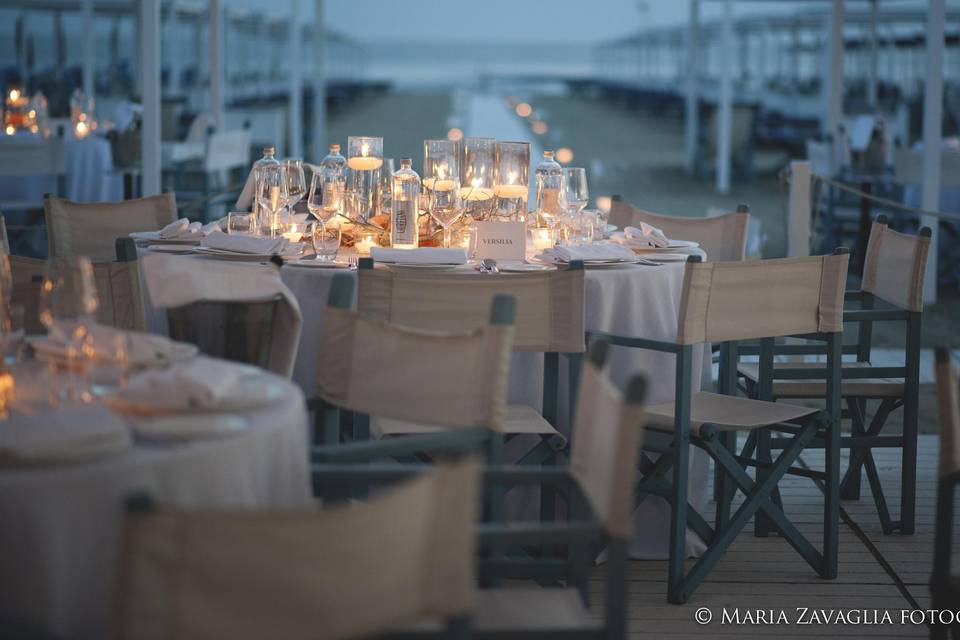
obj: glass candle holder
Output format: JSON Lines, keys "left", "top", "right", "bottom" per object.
{"left": 377, "top": 157, "right": 396, "bottom": 218}
{"left": 460, "top": 137, "right": 496, "bottom": 221}
{"left": 4, "top": 88, "right": 30, "bottom": 135}
{"left": 69, "top": 89, "right": 96, "bottom": 139}
{"left": 494, "top": 141, "right": 530, "bottom": 221}
{"left": 345, "top": 136, "right": 383, "bottom": 223}
{"left": 424, "top": 139, "right": 462, "bottom": 247}
{"left": 528, "top": 225, "right": 558, "bottom": 256}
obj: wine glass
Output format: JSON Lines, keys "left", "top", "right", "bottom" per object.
{"left": 559, "top": 168, "right": 589, "bottom": 241}
{"left": 39, "top": 257, "right": 100, "bottom": 402}
{"left": 307, "top": 170, "right": 341, "bottom": 231}
{"left": 256, "top": 164, "right": 288, "bottom": 237}
{"left": 284, "top": 159, "right": 306, "bottom": 210}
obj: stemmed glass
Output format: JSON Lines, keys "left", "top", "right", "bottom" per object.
{"left": 284, "top": 159, "right": 307, "bottom": 212}
{"left": 424, "top": 140, "right": 462, "bottom": 248}
{"left": 307, "top": 171, "right": 341, "bottom": 232}
{"left": 39, "top": 257, "right": 100, "bottom": 402}
{"left": 256, "top": 164, "right": 289, "bottom": 237}
{"left": 559, "top": 168, "right": 589, "bottom": 243}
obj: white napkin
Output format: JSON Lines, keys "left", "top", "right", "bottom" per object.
{"left": 371, "top": 247, "right": 468, "bottom": 265}
{"left": 0, "top": 404, "right": 131, "bottom": 465}
{"left": 201, "top": 219, "right": 224, "bottom": 235}
{"left": 543, "top": 242, "right": 637, "bottom": 262}
{"left": 201, "top": 231, "right": 289, "bottom": 255}
{"left": 159, "top": 218, "right": 191, "bottom": 239}
{"left": 34, "top": 323, "right": 196, "bottom": 367}
{"left": 116, "top": 356, "right": 246, "bottom": 411}
{"left": 611, "top": 223, "right": 669, "bottom": 249}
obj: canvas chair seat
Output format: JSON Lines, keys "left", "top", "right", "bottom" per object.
{"left": 372, "top": 404, "right": 561, "bottom": 440}
{"left": 645, "top": 392, "right": 819, "bottom": 434}
{"left": 738, "top": 361, "right": 905, "bottom": 398}
{"left": 475, "top": 588, "right": 600, "bottom": 633}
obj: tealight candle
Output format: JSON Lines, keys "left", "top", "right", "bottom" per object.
{"left": 530, "top": 227, "right": 557, "bottom": 252}
{"left": 355, "top": 233, "right": 378, "bottom": 256}
{"left": 494, "top": 184, "right": 528, "bottom": 198}
{"left": 423, "top": 177, "right": 456, "bottom": 192}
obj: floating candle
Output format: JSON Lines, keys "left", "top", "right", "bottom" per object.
{"left": 347, "top": 156, "right": 383, "bottom": 171}
{"left": 459, "top": 186, "right": 495, "bottom": 201}
{"left": 495, "top": 184, "right": 529, "bottom": 199}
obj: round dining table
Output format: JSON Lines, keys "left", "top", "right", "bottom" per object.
{"left": 142, "top": 248, "right": 712, "bottom": 561}
{"left": 0, "top": 361, "right": 310, "bottom": 640}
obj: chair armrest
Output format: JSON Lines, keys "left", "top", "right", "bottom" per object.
{"left": 311, "top": 426, "right": 492, "bottom": 463}
{"left": 478, "top": 521, "right": 604, "bottom": 546}
{"left": 586, "top": 330, "right": 682, "bottom": 354}
{"left": 843, "top": 308, "right": 910, "bottom": 323}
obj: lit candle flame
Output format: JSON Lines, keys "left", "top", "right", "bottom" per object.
{"left": 8, "top": 89, "right": 19, "bottom": 102}
{"left": 361, "top": 143, "right": 369, "bottom": 157}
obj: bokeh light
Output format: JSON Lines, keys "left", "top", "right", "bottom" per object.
{"left": 446, "top": 127, "right": 463, "bottom": 142}
{"left": 515, "top": 102, "right": 532, "bottom": 117}
{"left": 555, "top": 147, "right": 574, "bottom": 164}
{"left": 531, "top": 121, "right": 548, "bottom": 135}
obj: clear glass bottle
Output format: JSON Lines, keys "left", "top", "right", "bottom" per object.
{"left": 534, "top": 150, "right": 563, "bottom": 226}
{"left": 252, "top": 146, "right": 281, "bottom": 231}
{"left": 391, "top": 158, "right": 420, "bottom": 249}
{"left": 316, "top": 143, "right": 347, "bottom": 221}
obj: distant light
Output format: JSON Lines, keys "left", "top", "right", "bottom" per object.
{"left": 515, "top": 103, "right": 533, "bottom": 118}
{"left": 556, "top": 148, "right": 574, "bottom": 164}
{"left": 4, "top": 125, "right": 14, "bottom": 136}
{"left": 8, "top": 89, "right": 19, "bottom": 102}
{"left": 596, "top": 196, "right": 612, "bottom": 212}
{"left": 531, "top": 121, "right": 548, "bottom": 135}
{"left": 446, "top": 127, "right": 463, "bottom": 142}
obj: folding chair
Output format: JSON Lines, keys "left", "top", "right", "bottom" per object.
{"left": 116, "top": 458, "right": 481, "bottom": 640}
{"left": 355, "top": 258, "right": 584, "bottom": 472}
{"left": 738, "top": 216, "right": 930, "bottom": 534}
{"left": 608, "top": 197, "right": 749, "bottom": 262}
{"left": 313, "top": 340, "right": 648, "bottom": 640}
{"left": 10, "top": 237, "right": 146, "bottom": 333}
{"left": 588, "top": 251, "right": 850, "bottom": 603}
{"left": 932, "top": 347, "right": 960, "bottom": 640}
{"left": 45, "top": 192, "right": 178, "bottom": 261}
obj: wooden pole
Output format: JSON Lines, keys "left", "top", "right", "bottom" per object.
{"left": 140, "top": 0, "right": 161, "bottom": 196}
{"left": 921, "top": 0, "right": 945, "bottom": 303}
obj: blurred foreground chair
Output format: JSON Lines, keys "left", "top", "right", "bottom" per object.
{"left": 608, "top": 197, "right": 749, "bottom": 262}
{"left": 140, "top": 254, "right": 302, "bottom": 377}
{"left": 45, "top": 192, "right": 178, "bottom": 261}
{"left": 10, "top": 237, "right": 145, "bottom": 333}
{"left": 116, "top": 458, "right": 481, "bottom": 640}
{"left": 588, "top": 251, "right": 849, "bottom": 603}
{"left": 932, "top": 347, "right": 960, "bottom": 640}
{"left": 738, "top": 216, "right": 930, "bottom": 534}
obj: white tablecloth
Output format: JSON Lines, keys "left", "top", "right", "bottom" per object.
{"left": 0, "top": 135, "right": 124, "bottom": 206}
{"left": 0, "top": 367, "right": 311, "bottom": 639}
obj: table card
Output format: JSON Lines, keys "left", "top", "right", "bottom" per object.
{"left": 474, "top": 221, "right": 526, "bottom": 261}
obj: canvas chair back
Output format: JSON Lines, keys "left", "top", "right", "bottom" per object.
{"left": 676, "top": 253, "right": 849, "bottom": 345}
{"left": 936, "top": 349, "right": 960, "bottom": 480}
{"left": 141, "top": 253, "right": 302, "bottom": 378}
{"left": 861, "top": 218, "right": 930, "bottom": 313}
{"left": 570, "top": 358, "right": 646, "bottom": 539}
{"left": 116, "top": 458, "right": 480, "bottom": 640}
{"left": 357, "top": 265, "right": 584, "bottom": 353}
{"left": 608, "top": 200, "right": 748, "bottom": 262}
{"left": 45, "top": 193, "right": 178, "bottom": 261}
{"left": 10, "top": 241, "right": 145, "bottom": 333}
{"left": 317, "top": 303, "right": 514, "bottom": 431}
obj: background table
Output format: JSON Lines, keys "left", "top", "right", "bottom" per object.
{"left": 0, "top": 366, "right": 310, "bottom": 640}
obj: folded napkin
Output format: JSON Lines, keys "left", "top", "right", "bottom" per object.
{"left": 159, "top": 218, "right": 191, "bottom": 239}
{"left": 611, "top": 222, "right": 670, "bottom": 249}
{"left": 543, "top": 242, "right": 637, "bottom": 262}
{"left": 142, "top": 253, "right": 303, "bottom": 379}
{"left": 371, "top": 247, "right": 468, "bottom": 265}
{"left": 201, "top": 231, "right": 289, "bottom": 255}
{"left": 0, "top": 404, "right": 131, "bottom": 465}
{"left": 115, "top": 356, "right": 246, "bottom": 412}
{"left": 36, "top": 323, "right": 196, "bottom": 367}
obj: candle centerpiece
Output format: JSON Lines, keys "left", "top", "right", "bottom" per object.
{"left": 424, "top": 139, "right": 462, "bottom": 248}
{"left": 345, "top": 136, "right": 383, "bottom": 223}
{"left": 494, "top": 141, "right": 530, "bottom": 222}
{"left": 4, "top": 89, "right": 30, "bottom": 135}
{"left": 69, "top": 89, "right": 96, "bottom": 140}
{"left": 460, "top": 137, "right": 496, "bottom": 221}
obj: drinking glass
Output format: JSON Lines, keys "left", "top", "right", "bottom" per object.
{"left": 312, "top": 226, "right": 342, "bottom": 262}
{"left": 227, "top": 211, "right": 255, "bottom": 235}
{"left": 284, "top": 159, "right": 307, "bottom": 210}
{"left": 256, "top": 164, "right": 288, "bottom": 236}
{"left": 378, "top": 158, "right": 396, "bottom": 217}
{"left": 494, "top": 141, "right": 530, "bottom": 220}
{"left": 559, "top": 167, "right": 589, "bottom": 231}
{"left": 424, "top": 139, "right": 462, "bottom": 247}
{"left": 39, "top": 257, "right": 100, "bottom": 402}
{"left": 88, "top": 332, "right": 130, "bottom": 393}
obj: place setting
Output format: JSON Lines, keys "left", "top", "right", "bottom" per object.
{"left": 610, "top": 222, "right": 703, "bottom": 262}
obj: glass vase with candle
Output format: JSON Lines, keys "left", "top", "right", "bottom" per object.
{"left": 4, "top": 88, "right": 30, "bottom": 135}
{"left": 424, "top": 139, "right": 462, "bottom": 248}
{"left": 345, "top": 136, "right": 383, "bottom": 223}
{"left": 494, "top": 141, "right": 530, "bottom": 221}
{"left": 255, "top": 164, "right": 288, "bottom": 237}
{"left": 391, "top": 158, "right": 420, "bottom": 250}
{"left": 460, "top": 137, "right": 496, "bottom": 221}
{"left": 69, "top": 89, "right": 96, "bottom": 139}
{"left": 377, "top": 157, "right": 396, "bottom": 218}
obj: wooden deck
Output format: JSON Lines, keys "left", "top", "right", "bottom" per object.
{"left": 589, "top": 434, "right": 946, "bottom": 638}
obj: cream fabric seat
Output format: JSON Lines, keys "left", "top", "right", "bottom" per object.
{"left": 45, "top": 192, "right": 178, "bottom": 261}
{"left": 473, "top": 588, "right": 600, "bottom": 633}
{"left": 644, "top": 391, "right": 819, "bottom": 435}
{"left": 373, "top": 405, "right": 557, "bottom": 439}
{"left": 738, "top": 361, "right": 905, "bottom": 398}
{"left": 608, "top": 199, "right": 749, "bottom": 262}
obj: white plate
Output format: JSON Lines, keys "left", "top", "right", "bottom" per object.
{"left": 383, "top": 263, "right": 462, "bottom": 271}
{"left": 646, "top": 253, "right": 694, "bottom": 263}
{"left": 107, "top": 375, "right": 286, "bottom": 415}
{"left": 131, "top": 414, "right": 250, "bottom": 442}
{"left": 29, "top": 335, "right": 198, "bottom": 368}
{"left": 630, "top": 240, "right": 701, "bottom": 253}
{"left": 0, "top": 433, "right": 132, "bottom": 468}
{"left": 286, "top": 259, "right": 351, "bottom": 269}
{"left": 532, "top": 255, "right": 640, "bottom": 268}
{"left": 497, "top": 261, "right": 557, "bottom": 273}
{"left": 146, "top": 245, "right": 198, "bottom": 254}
